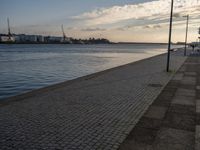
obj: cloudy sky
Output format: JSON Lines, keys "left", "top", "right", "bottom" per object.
{"left": 0, "top": 0, "right": 200, "bottom": 42}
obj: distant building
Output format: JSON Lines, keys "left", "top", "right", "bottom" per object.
{"left": 37, "top": 35, "right": 44, "bottom": 42}
{"left": 0, "top": 35, "right": 15, "bottom": 42}
{"left": 0, "top": 33, "right": 111, "bottom": 44}
{"left": 14, "top": 34, "right": 44, "bottom": 43}
{"left": 45, "top": 36, "right": 62, "bottom": 43}
{"left": 15, "top": 34, "right": 36, "bottom": 42}
{"left": 14, "top": 35, "right": 20, "bottom": 42}
{"left": 61, "top": 37, "right": 72, "bottom": 43}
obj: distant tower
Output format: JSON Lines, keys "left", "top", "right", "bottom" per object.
{"left": 7, "top": 18, "right": 12, "bottom": 40}
{"left": 61, "top": 25, "right": 66, "bottom": 42}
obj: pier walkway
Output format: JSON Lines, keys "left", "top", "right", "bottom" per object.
{"left": 119, "top": 53, "right": 200, "bottom": 150}
{"left": 0, "top": 50, "right": 187, "bottom": 150}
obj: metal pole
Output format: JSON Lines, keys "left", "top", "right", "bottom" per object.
{"left": 7, "top": 18, "right": 11, "bottom": 40}
{"left": 199, "top": 37, "right": 200, "bottom": 48}
{"left": 199, "top": 27, "right": 200, "bottom": 48}
{"left": 167, "top": 0, "right": 174, "bottom": 72}
{"left": 184, "top": 15, "right": 189, "bottom": 56}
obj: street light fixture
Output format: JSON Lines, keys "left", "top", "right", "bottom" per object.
{"left": 166, "top": 0, "right": 174, "bottom": 72}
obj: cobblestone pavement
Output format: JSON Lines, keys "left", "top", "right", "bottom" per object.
{"left": 119, "top": 53, "right": 200, "bottom": 150}
{"left": 0, "top": 50, "right": 186, "bottom": 150}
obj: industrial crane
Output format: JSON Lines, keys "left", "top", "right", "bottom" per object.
{"left": 7, "top": 18, "right": 12, "bottom": 40}
{"left": 61, "top": 25, "right": 67, "bottom": 42}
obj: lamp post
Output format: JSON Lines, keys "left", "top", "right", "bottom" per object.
{"left": 166, "top": 0, "right": 174, "bottom": 72}
{"left": 184, "top": 15, "right": 189, "bottom": 56}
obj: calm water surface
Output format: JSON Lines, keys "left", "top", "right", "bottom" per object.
{"left": 0, "top": 44, "right": 180, "bottom": 99}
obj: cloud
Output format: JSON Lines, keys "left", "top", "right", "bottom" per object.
{"left": 173, "top": 13, "right": 182, "bottom": 18}
{"left": 81, "top": 27, "right": 106, "bottom": 32}
{"left": 130, "top": 24, "right": 162, "bottom": 29}
{"left": 115, "top": 18, "right": 197, "bottom": 31}
{"left": 134, "top": 23, "right": 164, "bottom": 30}
{"left": 73, "top": 0, "right": 200, "bottom": 26}
{"left": 143, "top": 25, "right": 151, "bottom": 29}
{"left": 66, "top": 27, "right": 77, "bottom": 30}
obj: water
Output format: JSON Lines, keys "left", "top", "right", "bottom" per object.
{"left": 0, "top": 44, "right": 180, "bottom": 99}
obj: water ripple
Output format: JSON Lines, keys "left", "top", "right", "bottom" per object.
{"left": 0, "top": 44, "right": 181, "bottom": 99}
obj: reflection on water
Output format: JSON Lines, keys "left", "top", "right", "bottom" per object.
{"left": 0, "top": 44, "right": 180, "bottom": 99}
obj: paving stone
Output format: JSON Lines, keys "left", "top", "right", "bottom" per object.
{"left": 196, "top": 113, "right": 200, "bottom": 125}
{"left": 196, "top": 86, "right": 200, "bottom": 90}
{"left": 152, "top": 91, "right": 175, "bottom": 107}
{"left": 185, "top": 72, "right": 197, "bottom": 76}
{"left": 156, "top": 94, "right": 174, "bottom": 102}
{"left": 152, "top": 128, "right": 194, "bottom": 150}
{"left": 172, "top": 73, "right": 184, "bottom": 81}
{"left": 197, "top": 90, "right": 200, "bottom": 99}
{"left": 175, "top": 88, "right": 196, "bottom": 97}
{"left": 135, "top": 117, "right": 162, "bottom": 130}
{"left": 172, "top": 95, "right": 195, "bottom": 106}
{"left": 166, "top": 81, "right": 180, "bottom": 89}
{"left": 195, "top": 125, "right": 200, "bottom": 150}
{"left": 196, "top": 100, "right": 200, "bottom": 114}
{"left": 163, "top": 112, "right": 195, "bottom": 131}
{"left": 197, "top": 78, "right": 200, "bottom": 85}
{"left": 127, "top": 126, "right": 158, "bottom": 144}
{"left": 179, "top": 83, "right": 196, "bottom": 90}
{"left": 169, "top": 104, "right": 195, "bottom": 115}
{"left": 152, "top": 98, "right": 171, "bottom": 107}
{"left": 119, "top": 140, "right": 152, "bottom": 150}
{"left": 185, "top": 64, "right": 199, "bottom": 72}
{"left": 144, "top": 106, "right": 167, "bottom": 119}
{"left": 181, "top": 76, "right": 196, "bottom": 85}
{"left": 152, "top": 142, "right": 194, "bottom": 150}
{"left": 179, "top": 66, "right": 186, "bottom": 72}
{"left": 163, "top": 87, "right": 177, "bottom": 93}
{"left": 157, "top": 92, "right": 175, "bottom": 100}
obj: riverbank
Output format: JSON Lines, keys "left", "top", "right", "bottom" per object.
{"left": 0, "top": 49, "right": 187, "bottom": 149}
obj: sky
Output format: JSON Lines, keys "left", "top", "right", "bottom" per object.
{"left": 0, "top": 0, "right": 200, "bottom": 43}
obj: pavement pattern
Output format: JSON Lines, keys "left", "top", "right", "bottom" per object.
{"left": 119, "top": 53, "right": 200, "bottom": 150}
{"left": 0, "top": 50, "right": 186, "bottom": 150}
